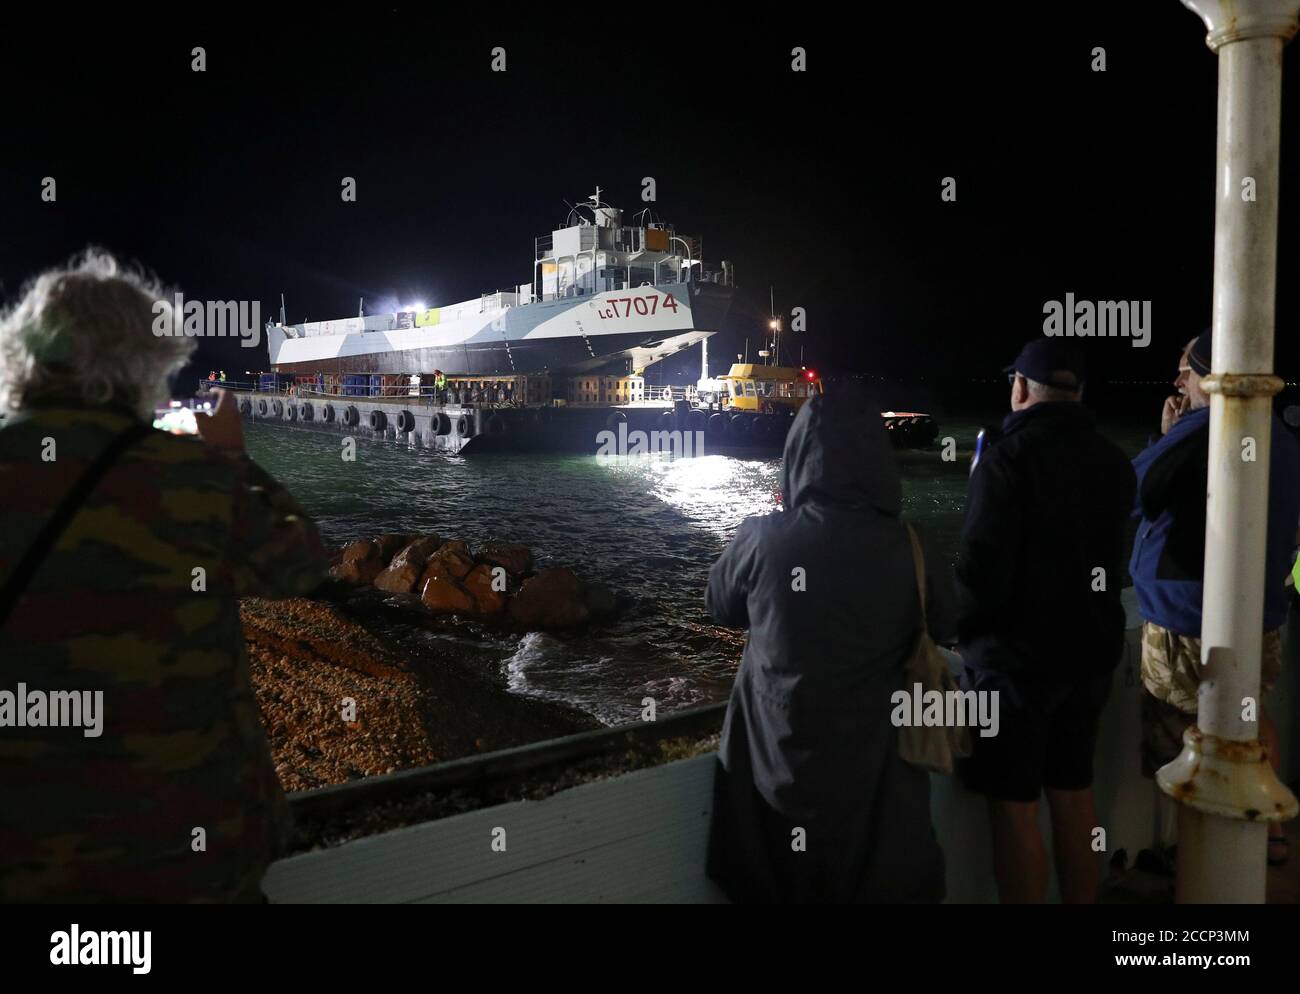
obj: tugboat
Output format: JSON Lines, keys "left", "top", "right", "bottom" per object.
{"left": 694, "top": 306, "right": 937, "bottom": 448}
{"left": 712, "top": 363, "right": 822, "bottom": 414}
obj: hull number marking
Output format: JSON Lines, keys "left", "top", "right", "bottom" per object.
{"left": 596, "top": 292, "right": 679, "bottom": 320}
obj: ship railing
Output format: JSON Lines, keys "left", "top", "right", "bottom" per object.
{"left": 480, "top": 290, "right": 521, "bottom": 312}
{"left": 699, "top": 265, "right": 731, "bottom": 287}
{"left": 289, "top": 385, "right": 527, "bottom": 408}
{"left": 210, "top": 378, "right": 552, "bottom": 411}
{"left": 636, "top": 384, "right": 686, "bottom": 403}
{"left": 196, "top": 378, "right": 258, "bottom": 393}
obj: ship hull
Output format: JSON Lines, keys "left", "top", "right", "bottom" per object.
{"left": 269, "top": 282, "right": 731, "bottom": 377}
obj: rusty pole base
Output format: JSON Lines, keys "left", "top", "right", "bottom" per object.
{"left": 1157, "top": 724, "right": 1298, "bottom": 822}
{"left": 1159, "top": 726, "right": 1296, "bottom": 903}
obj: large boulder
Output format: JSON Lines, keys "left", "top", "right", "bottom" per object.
{"left": 374, "top": 536, "right": 444, "bottom": 594}
{"left": 375, "top": 532, "right": 426, "bottom": 566}
{"left": 330, "top": 556, "right": 384, "bottom": 585}
{"left": 508, "top": 567, "right": 590, "bottom": 628}
{"left": 476, "top": 542, "right": 532, "bottom": 578}
{"left": 330, "top": 539, "right": 383, "bottom": 584}
{"left": 420, "top": 575, "right": 476, "bottom": 614}
{"left": 462, "top": 563, "right": 507, "bottom": 615}
{"left": 421, "top": 541, "right": 476, "bottom": 582}
{"left": 339, "top": 539, "right": 379, "bottom": 564}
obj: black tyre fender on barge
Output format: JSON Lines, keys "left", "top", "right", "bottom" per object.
{"left": 257, "top": 398, "right": 268, "bottom": 417}
{"left": 239, "top": 399, "right": 252, "bottom": 417}
{"left": 605, "top": 410, "right": 627, "bottom": 433}
{"left": 456, "top": 414, "right": 473, "bottom": 437}
{"left": 730, "top": 413, "right": 755, "bottom": 437}
{"left": 271, "top": 399, "right": 283, "bottom": 417}
{"left": 396, "top": 410, "right": 415, "bottom": 433}
{"left": 286, "top": 403, "right": 297, "bottom": 421}
{"left": 322, "top": 404, "right": 336, "bottom": 424}
{"left": 299, "top": 402, "right": 314, "bottom": 422}
{"left": 433, "top": 412, "right": 452, "bottom": 436}
{"left": 369, "top": 409, "right": 387, "bottom": 432}
{"left": 706, "top": 412, "right": 729, "bottom": 437}
{"left": 343, "top": 405, "right": 360, "bottom": 427}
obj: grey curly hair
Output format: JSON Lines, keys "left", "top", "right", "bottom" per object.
{"left": 0, "top": 249, "right": 194, "bottom": 419}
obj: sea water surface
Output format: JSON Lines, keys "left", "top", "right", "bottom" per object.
{"left": 245, "top": 417, "right": 1144, "bottom": 724}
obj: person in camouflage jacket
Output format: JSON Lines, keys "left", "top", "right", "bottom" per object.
{"left": 0, "top": 252, "right": 328, "bottom": 901}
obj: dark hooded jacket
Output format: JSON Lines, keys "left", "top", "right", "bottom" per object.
{"left": 704, "top": 391, "right": 954, "bottom": 903}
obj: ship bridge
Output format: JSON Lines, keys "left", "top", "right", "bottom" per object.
{"left": 532, "top": 188, "right": 732, "bottom": 302}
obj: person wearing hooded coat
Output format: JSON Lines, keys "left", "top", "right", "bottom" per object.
{"left": 704, "top": 390, "right": 954, "bottom": 903}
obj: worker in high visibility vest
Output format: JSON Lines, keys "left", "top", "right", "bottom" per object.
{"left": 434, "top": 369, "right": 447, "bottom": 402}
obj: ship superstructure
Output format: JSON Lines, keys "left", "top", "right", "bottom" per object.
{"left": 266, "top": 189, "right": 734, "bottom": 378}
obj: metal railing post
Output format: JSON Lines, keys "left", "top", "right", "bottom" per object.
{"left": 1164, "top": 0, "right": 1300, "bottom": 903}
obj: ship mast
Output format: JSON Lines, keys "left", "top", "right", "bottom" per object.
{"left": 765, "top": 286, "right": 782, "bottom": 367}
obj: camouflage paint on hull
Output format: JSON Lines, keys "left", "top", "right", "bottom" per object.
{"left": 269, "top": 281, "right": 732, "bottom": 376}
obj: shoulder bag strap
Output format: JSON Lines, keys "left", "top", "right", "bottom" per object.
{"left": 0, "top": 421, "right": 153, "bottom": 628}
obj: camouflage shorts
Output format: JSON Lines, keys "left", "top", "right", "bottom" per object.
{"left": 1139, "top": 622, "right": 1282, "bottom": 777}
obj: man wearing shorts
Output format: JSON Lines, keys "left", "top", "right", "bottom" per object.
{"left": 955, "top": 338, "right": 1136, "bottom": 903}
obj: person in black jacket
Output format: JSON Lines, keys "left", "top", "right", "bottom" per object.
{"left": 955, "top": 338, "right": 1136, "bottom": 903}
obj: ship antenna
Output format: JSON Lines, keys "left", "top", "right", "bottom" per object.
{"left": 358, "top": 296, "right": 364, "bottom": 318}
{"left": 280, "top": 293, "right": 286, "bottom": 326}
{"left": 767, "top": 286, "right": 782, "bottom": 367}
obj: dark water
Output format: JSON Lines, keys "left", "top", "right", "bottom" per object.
{"left": 245, "top": 415, "right": 1149, "bottom": 724}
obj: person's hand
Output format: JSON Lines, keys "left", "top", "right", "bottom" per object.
{"left": 1160, "top": 394, "right": 1190, "bottom": 436}
{"left": 197, "top": 388, "right": 246, "bottom": 453}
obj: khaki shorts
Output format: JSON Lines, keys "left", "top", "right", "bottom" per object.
{"left": 1139, "top": 622, "right": 1282, "bottom": 776}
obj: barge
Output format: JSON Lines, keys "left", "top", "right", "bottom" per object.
{"left": 220, "top": 362, "right": 939, "bottom": 455}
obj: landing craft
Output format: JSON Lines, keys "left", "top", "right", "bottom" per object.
{"left": 266, "top": 188, "right": 734, "bottom": 378}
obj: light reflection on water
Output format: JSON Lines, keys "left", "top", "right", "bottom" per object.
{"left": 597, "top": 452, "right": 783, "bottom": 539}
{"left": 243, "top": 421, "right": 970, "bottom": 723}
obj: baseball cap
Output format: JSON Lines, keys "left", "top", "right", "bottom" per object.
{"left": 1003, "top": 338, "right": 1087, "bottom": 389}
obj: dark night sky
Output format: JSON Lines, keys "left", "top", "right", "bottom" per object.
{"left": 3, "top": 5, "right": 1298, "bottom": 401}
